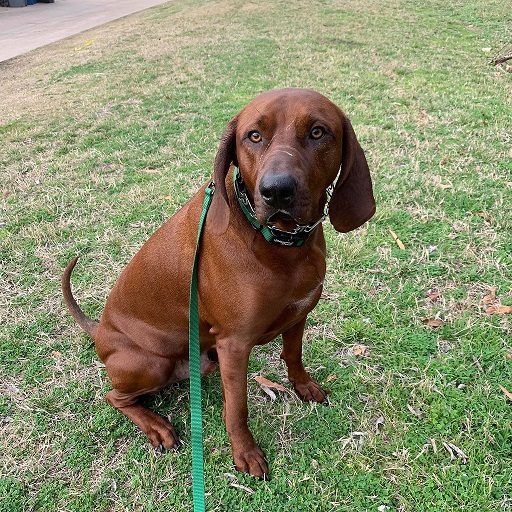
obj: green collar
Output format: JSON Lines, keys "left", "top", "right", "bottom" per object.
{"left": 233, "top": 167, "right": 328, "bottom": 247}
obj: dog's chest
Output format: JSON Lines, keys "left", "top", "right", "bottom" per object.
{"left": 286, "top": 281, "right": 323, "bottom": 316}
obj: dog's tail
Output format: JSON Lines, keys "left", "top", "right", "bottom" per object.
{"left": 62, "top": 257, "right": 99, "bottom": 339}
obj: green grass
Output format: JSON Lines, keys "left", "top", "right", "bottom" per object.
{"left": 1, "top": 0, "right": 511, "bottom": 510}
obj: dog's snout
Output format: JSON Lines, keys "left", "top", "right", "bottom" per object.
{"left": 259, "top": 173, "right": 298, "bottom": 208}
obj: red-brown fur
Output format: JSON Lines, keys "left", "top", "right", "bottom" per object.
{"left": 62, "top": 88, "right": 375, "bottom": 478}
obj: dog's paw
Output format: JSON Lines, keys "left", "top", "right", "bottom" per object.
{"left": 144, "top": 413, "right": 180, "bottom": 451}
{"left": 294, "top": 379, "right": 326, "bottom": 403}
{"left": 233, "top": 444, "right": 269, "bottom": 479}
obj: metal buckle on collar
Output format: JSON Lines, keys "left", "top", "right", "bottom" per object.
{"left": 234, "top": 169, "right": 255, "bottom": 215}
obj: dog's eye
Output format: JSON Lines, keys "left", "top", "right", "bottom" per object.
{"left": 310, "top": 127, "right": 325, "bottom": 140}
{"left": 311, "top": 127, "right": 325, "bottom": 139}
{"left": 248, "top": 131, "right": 262, "bottom": 143}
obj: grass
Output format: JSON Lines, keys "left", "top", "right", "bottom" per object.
{"left": 1, "top": 0, "right": 511, "bottom": 510}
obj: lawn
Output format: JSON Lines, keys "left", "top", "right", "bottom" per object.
{"left": 1, "top": 0, "right": 511, "bottom": 510}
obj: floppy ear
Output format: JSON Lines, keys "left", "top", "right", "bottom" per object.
{"left": 209, "top": 116, "right": 238, "bottom": 235}
{"left": 328, "top": 114, "right": 376, "bottom": 233}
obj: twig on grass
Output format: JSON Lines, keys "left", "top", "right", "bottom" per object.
{"left": 491, "top": 41, "right": 512, "bottom": 71}
{"left": 499, "top": 384, "right": 512, "bottom": 401}
{"left": 491, "top": 54, "right": 512, "bottom": 65}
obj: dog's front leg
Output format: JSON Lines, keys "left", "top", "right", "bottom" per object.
{"left": 216, "top": 339, "right": 268, "bottom": 479}
{"left": 281, "top": 318, "right": 326, "bottom": 403}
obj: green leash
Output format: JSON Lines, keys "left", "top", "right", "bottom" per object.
{"left": 189, "top": 182, "right": 215, "bottom": 512}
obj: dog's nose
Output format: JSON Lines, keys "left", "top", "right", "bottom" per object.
{"left": 259, "top": 173, "right": 297, "bottom": 208}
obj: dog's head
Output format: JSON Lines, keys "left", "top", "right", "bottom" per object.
{"left": 210, "top": 88, "right": 375, "bottom": 236}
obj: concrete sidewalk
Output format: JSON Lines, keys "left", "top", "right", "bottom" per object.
{"left": 0, "top": 0, "right": 170, "bottom": 62}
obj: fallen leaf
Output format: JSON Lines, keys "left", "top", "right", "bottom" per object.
{"left": 140, "top": 169, "right": 159, "bottom": 174}
{"left": 421, "top": 318, "right": 446, "bottom": 328}
{"left": 487, "top": 305, "right": 512, "bottom": 314}
{"left": 499, "top": 385, "right": 512, "bottom": 401}
{"left": 389, "top": 228, "right": 405, "bottom": 250}
{"left": 259, "top": 386, "right": 276, "bottom": 401}
{"left": 254, "top": 376, "right": 286, "bottom": 392}
{"left": 506, "top": 353, "right": 512, "bottom": 360}
{"left": 442, "top": 442, "right": 455, "bottom": 460}
{"left": 159, "top": 195, "right": 173, "bottom": 201}
{"left": 326, "top": 374, "right": 338, "bottom": 382}
{"left": 427, "top": 292, "right": 442, "bottom": 302}
{"left": 51, "top": 351, "right": 62, "bottom": 358}
{"left": 481, "top": 287, "right": 497, "bottom": 305}
{"left": 442, "top": 441, "right": 468, "bottom": 463}
{"left": 352, "top": 344, "right": 370, "bottom": 357}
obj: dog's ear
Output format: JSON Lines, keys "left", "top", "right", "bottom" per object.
{"left": 209, "top": 116, "right": 238, "bottom": 235}
{"left": 328, "top": 114, "right": 376, "bottom": 233}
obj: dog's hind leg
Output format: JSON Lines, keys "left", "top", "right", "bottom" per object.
{"left": 103, "top": 351, "right": 180, "bottom": 450}
{"left": 107, "top": 392, "right": 179, "bottom": 450}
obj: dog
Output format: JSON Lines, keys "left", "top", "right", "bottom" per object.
{"left": 62, "top": 88, "right": 375, "bottom": 478}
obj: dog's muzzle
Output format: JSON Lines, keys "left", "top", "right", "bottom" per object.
{"left": 233, "top": 167, "right": 334, "bottom": 247}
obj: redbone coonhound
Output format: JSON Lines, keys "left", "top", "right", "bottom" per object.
{"left": 62, "top": 88, "right": 375, "bottom": 478}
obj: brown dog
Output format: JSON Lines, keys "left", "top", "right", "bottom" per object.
{"left": 62, "top": 88, "right": 375, "bottom": 478}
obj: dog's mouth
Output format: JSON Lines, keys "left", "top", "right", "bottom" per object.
{"left": 266, "top": 211, "right": 302, "bottom": 232}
